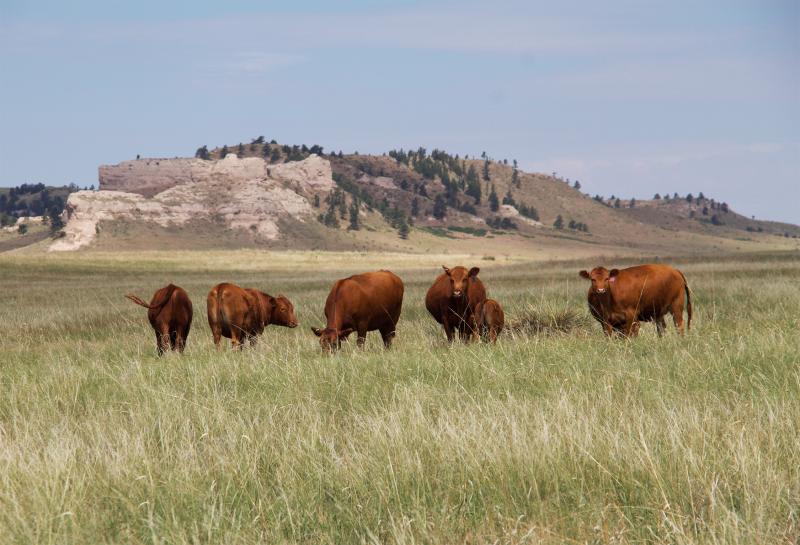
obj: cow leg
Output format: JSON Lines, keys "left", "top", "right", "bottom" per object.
{"left": 380, "top": 325, "right": 396, "bottom": 349}
{"left": 655, "top": 316, "right": 667, "bottom": 337}
{"left": 230, "top": 329, "right": 243, "bottom": 350}
{"left": 356, "top": 327, "right": 368, "bottom": 348}
{"left": 466, "top": 314, "right": 479, "bottom": 343}
{"left": 488, "top": 326, "right": 498, "bottom": 343}
{"left": 175, "top": 324, "right": 189, "bottom": 353}
{"left": 671, "top": 302, "right": 686, "bottom": 335}
{"left": 156, "top": 326, "right": 170, "bottom": 356}
{"left": 174, "top": 333, "right": 186, "bottom": 353}
{"left": 211, "top": 324, "right": 222, "bottom": 349}
{"left": 442, "top": 313, "right": 455, "bottom": 343}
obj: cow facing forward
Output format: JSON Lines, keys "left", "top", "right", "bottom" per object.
{"left": 207, "top": 282, "right": 298, "bottom": 349}
{"left": 125, "top": 284, "right": 193, "bottom": 355}
{"left": 311, "top": 270, "right": 404, "bottom": 352}
{"left": 579, "top": 264, "right": 692, "bottom": 337}
{"left": 425, "top": 266, "right": 487, "bottom": 342}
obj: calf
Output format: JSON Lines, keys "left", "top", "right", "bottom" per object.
{"left": 579, "top": 264, "right": 692, "bottom": 337}
{"left": 475, "top": 298, "right": 504, "bottom": 343}
{"left": 312, "top": 270, "right": 404, "bottom": 352}
{"left": 425, "top": 265, "right": 487, "bottom": 342}
{"left": 125, "top": 284, "right": 193, "bottom": 355}
{"left": 207, "top": 282, "right": 298, "bottom": 349}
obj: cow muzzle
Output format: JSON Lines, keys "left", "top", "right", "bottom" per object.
{"left": 595, "top": 288, "right": 606, "bottom": 294}
{"left": 453, "top": 290, "right": 463, "bottom": 297}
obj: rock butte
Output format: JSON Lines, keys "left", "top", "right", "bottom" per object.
{"left": 50, "top": 154, "right": 335, "bottom": 251}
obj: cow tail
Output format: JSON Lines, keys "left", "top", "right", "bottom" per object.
{"left": 680, "top": 272, "right": 692, "bottom": 330}
{"left": 216, "top": 287, "right": 229, "bottom": 331}
{"left": 124, "top": 294, "right": 151, "bottom": 308}
{"left": 126, "top": 284, "right": 176, "bottom": 310}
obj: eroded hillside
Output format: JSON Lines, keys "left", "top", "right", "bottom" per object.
{"left": 25, "top": 140, "right": 800, "bottom": 255}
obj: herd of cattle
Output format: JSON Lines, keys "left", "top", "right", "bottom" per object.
{"left": 125, "top": 263, "right": 692, "bottom": 355}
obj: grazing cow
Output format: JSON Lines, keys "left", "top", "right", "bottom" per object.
{"left": 311, "top": 270, "right": 404, "bottom": 352}
{"left": 475, "top": 298, "right": 504, "bottom": 343}
{"left": 207, "top": 282, "right": 298, "bottom": 349}
{"left": 425, "top": 265, "right": 487, "bottom": 342}
{"left": 579, "top": 264, "right": 692, "bottom": 337}
{"left": 125, "top": 284, "right": 193, "bottom": 355}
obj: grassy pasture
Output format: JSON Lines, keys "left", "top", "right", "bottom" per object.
{"left": 0, "top": 250, "right": 798, "bottom": 544}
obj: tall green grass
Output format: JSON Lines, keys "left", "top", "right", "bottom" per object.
{"left": 0, "top": 252, "right": 798, "bottom": 544}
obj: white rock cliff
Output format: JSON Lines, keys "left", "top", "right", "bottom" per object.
{"left": 50, "top": 154, "right": 335, "bottom": 251}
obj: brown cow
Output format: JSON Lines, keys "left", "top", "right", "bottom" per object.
{"left": 311, "top": 270, "right": 404, "bottom": 352}
{"left": 125, "top": 284, "right": 193, "bottom": 355}
{"left": 475, "top": 298, "right": 504, "bottom": 343}
{"left": 207, "top": 282, "right": 298, "bottom": 349}
{"left": 579, "top": 264, "right": 692, "bottom": 337}
{"left": 425, "top": 265, "right": 487, "bottom": 342}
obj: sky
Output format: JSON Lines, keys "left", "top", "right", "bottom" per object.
{"left": 1, "top": 0, "right": 798, "bottom": 223}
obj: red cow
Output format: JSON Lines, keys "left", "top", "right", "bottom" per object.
{"left": 579, "top": 264, "right": 692, "bottom": 337}
{"left": 125, "top": 284, "right": 193, "bottom": 355}
{"left": 425, "top": 266, "right": 487, "bottom": 342}
{"left": 312, "top": 270, "right": 404, "bottom": 352}
{"left": 475, "top": 298, "right": 504, "bottom": 343}
{"left": 207, "top": 282, "right": 298, "bottom": 349}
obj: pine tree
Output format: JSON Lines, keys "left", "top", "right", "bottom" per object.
{"left": 348, "top": 199, "right": 360, "bottom": 230}
{"left": 573, "top": 180, "right": 581, "bottom": 190}
{"left": 629, "top": 198, "right": 636, "bottom": 208}
{"left": 553, "top": 215, "right": 564, "bottom": 229}
{"left": 614, "top": 198, "right": 621, "bottom": 208}
{"left": 489, "top": 185, "right": 499, "bottom": 212}
{"left": 482, "top": 159, "right": 490, "bottom": 181}
{"left": 465, "top": 165, "right": 481, "bottom": 204}
{"left": 323, "top": 202, "right": 339, "bottom": 228}
{"left": 195, "top": 145, "right": 210, "bottom": 160}
{"left": 654, "top": 193, "right": 661, "bottom": 199}
{"left": 397, "top": 217, "right": 410, "bottom": 239}
{"left": 502, "top": 188, "right": 515, "bottom": 206}
{"left": 433, "top": 194, "right": 446, "bottom": 220}
{"left": 48, "top": 206, "right": 64, "bottom": 233}
{"left": 220, "top": 145, "right": 229, "bottom": 159}
{"left": 237, "top": 143, "right": 244, "bottom": 156}
{"left": 313, "top": 194, "right": 320, "bottom": 208}
{"left": 411, "top": 197, "right": 419, "bottom": 217}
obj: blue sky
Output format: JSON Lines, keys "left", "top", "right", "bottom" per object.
{"left": 1, "top": 0, "right": 798, "bottom": 223}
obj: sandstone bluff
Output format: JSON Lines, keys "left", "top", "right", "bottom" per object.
{"left": 50, "top": 154, "right": 335, "bottom": 251}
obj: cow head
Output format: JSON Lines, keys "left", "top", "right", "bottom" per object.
{"left": 311, "top": 326, "right": 355, "bottom": 352}
{"left": 443, "top": 265, "right": 479, "bottom": 299}
{"left": 271, "top": 295, "right": 298, "bottom": 328}
{"left": 579, "top": 267, "right": 619, "bottom": 294}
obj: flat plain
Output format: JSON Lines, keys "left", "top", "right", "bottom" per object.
{"left": 0, "top": 250, "right": 798, "bottom": 544}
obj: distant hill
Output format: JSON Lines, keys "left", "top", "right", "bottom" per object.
{"left": 0, "top": 183, "right": 78, "bottom": 226}
{"left": 3, "top": 140, "right": 799, "bottom": 256}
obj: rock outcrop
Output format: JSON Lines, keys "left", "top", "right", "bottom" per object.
{"left": 51, "top": 154, "right": 335, "bottom": 251}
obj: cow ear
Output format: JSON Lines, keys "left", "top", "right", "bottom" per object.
{"left": 468, "top": 267, "right": 480, "bottom": 278}
{"left": 579, "top": 270, "right": 590, "bottom": 279}
{"left": 268, "top": 296, "right": 276, "bottom": 305}
{"left": 311, "top": 327, "right": 323, "bottom": 337}
{"left": 609, "top": 269, "right": 620, "bottom": 277}
{"left": 442, "top": 265, "right": 451, "bottom": 275}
